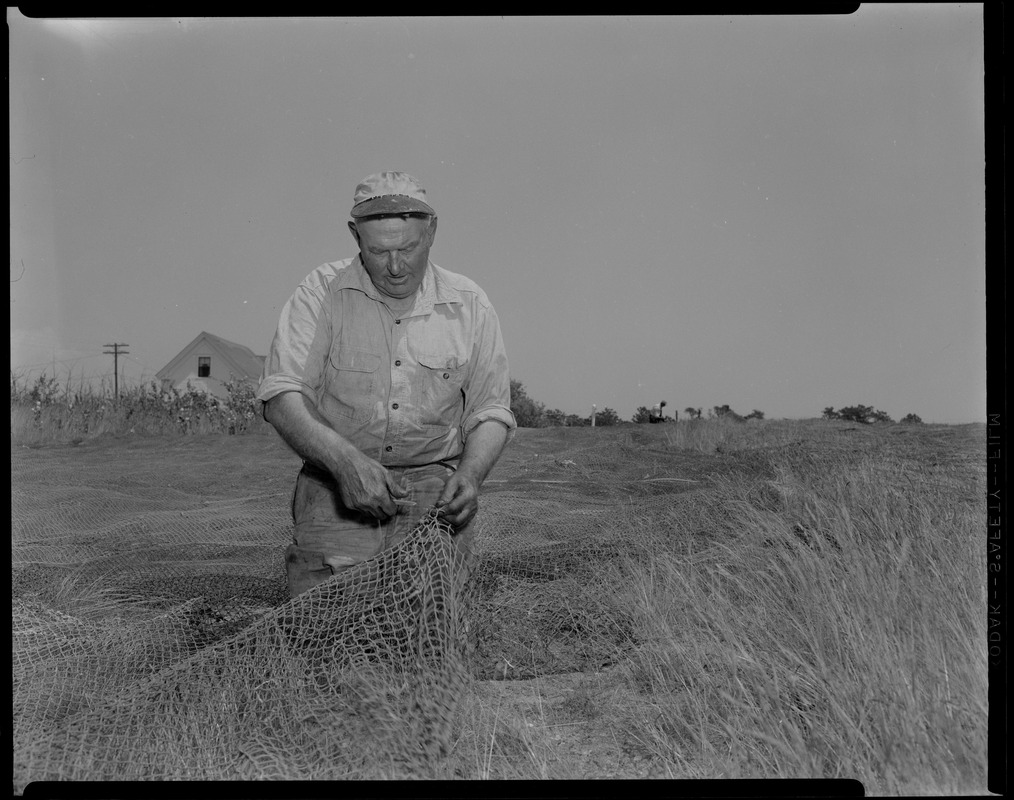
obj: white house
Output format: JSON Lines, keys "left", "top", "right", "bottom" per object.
{"left": 155, "top": 332, "right": 266, "bottom": 399}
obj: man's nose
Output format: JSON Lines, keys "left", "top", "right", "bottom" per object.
{"left": 387, "top": 253, "right": 403, "bottom": 274}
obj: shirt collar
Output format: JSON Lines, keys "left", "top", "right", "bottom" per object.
{"left": 346, "top": 256, "right": 462, "bottom": 316}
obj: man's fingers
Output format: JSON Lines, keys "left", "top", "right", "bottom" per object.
{"left": 439, "top": 505, "right": 476, "bottom": 531}
{"left": 434, "top": 475, "right": 480, "bottom": 529}
{"left": 338, "top": 457, "right": 410, "bottom": 519}
{"left": 387, "top": 476, "right": 410, "bottom": 499}
{"left": 435, "top": 482, "right": 456, "bottom": 508}
{"left": 341, "top": 483, "right": 397, "bottom": 519}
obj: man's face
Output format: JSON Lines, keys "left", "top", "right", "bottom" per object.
{"left": 348, "top": 214, "right": 437, "bottom": 300}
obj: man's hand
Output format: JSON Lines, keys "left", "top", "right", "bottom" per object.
{"left": 435, "top": 470, "right": 481, "bottom": 530}
{"left": 334, "top": 449, "right": 409, "bottom": 520}
{"left": 263, "top": 393, "right": 408, "bottom": 520}
{"left": 434, "top": 420, "right": 510, "bottom": 530}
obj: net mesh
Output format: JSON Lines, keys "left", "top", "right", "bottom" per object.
{"left": 12, "top": 428, "right": 710, "bottom": 788}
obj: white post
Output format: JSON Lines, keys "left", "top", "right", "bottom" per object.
{"left": 591, "top": 404, "right": 597, "bottom": 427}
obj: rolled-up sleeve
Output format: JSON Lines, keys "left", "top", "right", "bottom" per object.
{"left": 255, "top": 276, "right": 333, "bottom": 411}
{"left": 462, "top": 302, "right": 517, "bottom": 443}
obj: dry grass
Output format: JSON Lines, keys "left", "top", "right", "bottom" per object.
{"left": 443, "top": 420, "right": 988, "bottom": 790}
{"left": 12, "top": 415, "right": 988, "bottom": 792}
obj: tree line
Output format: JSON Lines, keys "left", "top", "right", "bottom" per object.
{"left": 823, "top": 405, "right": 922, "bottom": 425}
{"left": 510, "top": 380, "right": 922, "bottom": 428}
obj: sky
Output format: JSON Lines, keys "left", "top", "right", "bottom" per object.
{"left": 9, "top": 9, "right": 987, "bottom": 423}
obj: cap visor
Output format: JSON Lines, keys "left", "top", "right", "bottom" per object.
{"left": 351, "top": 196, "right": 435, "bottom": 218}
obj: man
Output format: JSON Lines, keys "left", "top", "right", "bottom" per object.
{"left": 649, "top": 400, "right": 667, "bottom": 424}
{"left": 256, "top": 171, "right": 516, "bottom": 597}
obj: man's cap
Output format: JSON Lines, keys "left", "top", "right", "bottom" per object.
{"left": 350, "top": 171, "right": 436, "bottom": 218}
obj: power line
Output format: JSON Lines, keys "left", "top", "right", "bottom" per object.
{"left": 10, "top": 338, "right": 101, "bottom": 355}
{"left": 122, "top": 354, "right": 156, "bottom": 371}
{"left": 11, "top": 353, "right": 108, "bottom": 371}
{"left": 12, "top": 351, "right": 160, "bottom": 396}
{"left": 15, "top": 352, "right": 156, "bottom": 374}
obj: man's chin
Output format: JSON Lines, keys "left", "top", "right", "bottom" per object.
{"left": 382, "top": 281, "right": 418, "bottom": 298}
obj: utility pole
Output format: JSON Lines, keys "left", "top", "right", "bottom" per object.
{"left": 103, "top": 343, "right": 129, "bottom": 403}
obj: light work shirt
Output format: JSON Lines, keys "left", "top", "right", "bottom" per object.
{"left": 256, "top": 256, "right": 516, "bottom": 467}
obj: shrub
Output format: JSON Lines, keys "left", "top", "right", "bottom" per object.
{"left": 593, "top": 407, "right": 620, "bottom": 426}
{"left": 509, "top": 379, "right": 547, "bottom": 428}
{"left": 710, "top": 404, "right": 745, "bottom": 422}
{"left": 634, "top": 404, "right": 680, "bottom": 423}
{"left": 544, "top": 408, "right": 568, "bottom": 427}
{"left": 824, "top": 405, "right": 895, "bottom": 425}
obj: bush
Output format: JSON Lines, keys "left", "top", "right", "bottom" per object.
{"left": 593, "top": 407, "right": 620, "bottom": 426}
{"left": 509, "top": 379, "right": 546, "bottom": 428}
{"left": 544, "top": 408, "right": 568, "bottom": 426}
{"left": 710, "top": 404, "right": 745, "bottom": 422}
{"left": 823, "top": 405, "right": 895, "bottom": 425}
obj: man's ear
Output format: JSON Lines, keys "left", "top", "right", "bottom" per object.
{"left": 427, "top": 215, "right": 438, "bottom": 244}
{"left": 347, "top": 220, "right": 360, "bottom": 244}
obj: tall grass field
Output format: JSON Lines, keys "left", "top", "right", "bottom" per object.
{"left": 444, "top": 420, "right": 987, "bottom": 793}
{"left": 11, "top": 375, "right": 988, "bottom": 793}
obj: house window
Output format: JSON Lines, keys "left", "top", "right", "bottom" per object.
{"left": 198, "top": 357, "right": 211, "bottom": 378}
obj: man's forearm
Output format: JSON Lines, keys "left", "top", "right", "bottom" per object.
{"left": 456, "top": 420, "right": 510, "bottom": 485}
{"left": 433, "top": 419, "right": 509, "bottom": 527}
{"left": 263, "top": 391, "right": 358, "bottom": 475}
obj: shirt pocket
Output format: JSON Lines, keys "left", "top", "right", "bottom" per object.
{"left": 323, "top": 346, "right": 381, "bottom": 424}
{"left": 415, "top": 351, "right": 469, "bottom": 428}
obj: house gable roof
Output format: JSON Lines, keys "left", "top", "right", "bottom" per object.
{"left": 156, "top": 331, "right": 265, "bottom": 383}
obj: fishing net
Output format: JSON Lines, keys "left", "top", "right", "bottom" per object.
{"left": 12, "top": 428, "right": 708, "bottom": 789}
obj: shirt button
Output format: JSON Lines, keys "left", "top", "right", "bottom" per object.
{"left": 385, "top": 445, "right": 393, "bottom": 452}
{"left": 443, "top": 372, "right": 450, "bottom": 379}
{"left": 392, "top": 403, "right": 399, "bottom": 410}
{"left": 395, "top": 319, "right": 401, "bottom": 325}
{"left": 395, "top": 360, "right": 401, "bottom": 366}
